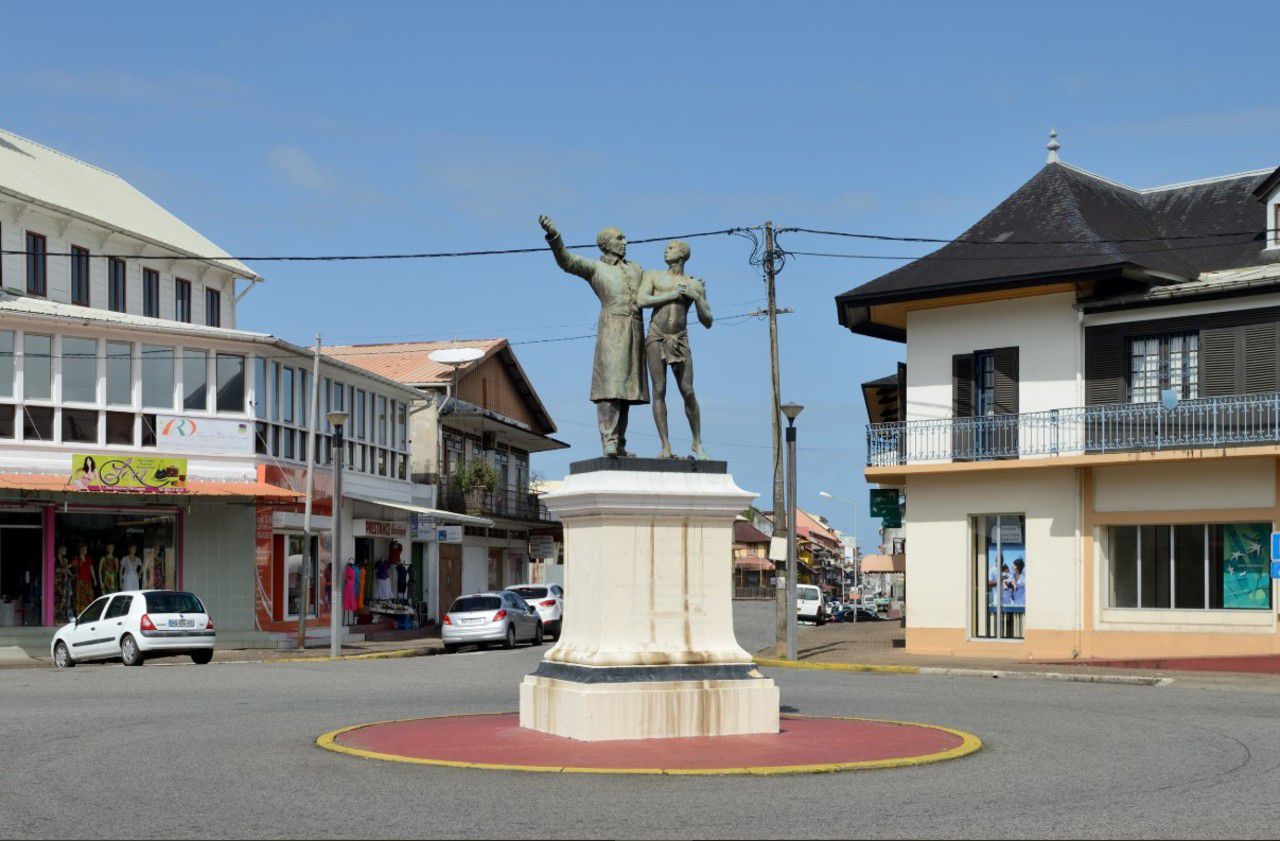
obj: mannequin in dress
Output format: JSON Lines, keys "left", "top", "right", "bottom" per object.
{"left": 343, "top": 560, "right": 357, "bottom": 625}
{"left": 98, "top": 543, "right": 120, "bottom": 595}
{"left": 119, "top": 544, "right": 143, "bottom": 592}
{"left": 73, "top": 545, "right": 96, "bottom": 612}
{"left": 141, "top": 547, "right": 156, "bottom": 590}
{"left": 55, "top": 546, "right": 73, "bottom": 620}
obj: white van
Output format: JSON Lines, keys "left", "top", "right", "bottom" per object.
{"left": 796, "top": 584, "right": 826, "bottom": 625}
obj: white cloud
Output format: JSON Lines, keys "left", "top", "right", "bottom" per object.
{"left": 268, "top": 145, "right": 334, "bottom": 193}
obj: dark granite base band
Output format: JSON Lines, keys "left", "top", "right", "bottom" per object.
{"left": 570, "top": 457, "right": 728, "bottom": 475}
{"left": 531, "top": 661, "right": 760, "bottom": 684}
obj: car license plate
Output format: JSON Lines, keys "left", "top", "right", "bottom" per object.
{"left": 170, "top": 619, "right": 195, "bottom": 628}
{"left": 462, "top": 618, "right": 484, "bottom": 626}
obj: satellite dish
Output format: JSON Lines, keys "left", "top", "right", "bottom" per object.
{"left": 429, "top": 347, "right": 485, "bottom": 365}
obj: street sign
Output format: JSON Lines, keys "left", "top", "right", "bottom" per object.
{"left": 435, "top": 525, "right": 463, "bottom": 544}
{"left": 869, "top": 488, "right": 899, "bottom": 518}
{"left": 1271, "top": 561, "right": 1280, "bottom": 580}
{"left": 1272, "top": 532, "right": 1280, "bottom": 563}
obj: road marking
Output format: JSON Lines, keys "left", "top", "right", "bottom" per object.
{"left": 314, "top": 712, "right": 983, "bottom": 776}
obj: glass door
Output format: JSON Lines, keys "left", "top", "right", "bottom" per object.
{"left": 284, "top": 534, "right": 319, "bottom": 619}
{"left": 972, "top": 514, "right": 1026, "bottom": 640}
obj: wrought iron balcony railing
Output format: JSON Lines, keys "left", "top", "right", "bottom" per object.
{"left": 440, "top": 486, "right": 555, "bottom": 522}
{"left": 867, "top": 392, "right": 1280, "bottom": 467}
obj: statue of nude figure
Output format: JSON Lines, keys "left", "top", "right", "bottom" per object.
{"left": 638, "top": 240, "right": 713, "bottom": 459}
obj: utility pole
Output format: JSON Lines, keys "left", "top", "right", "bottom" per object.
{"left": 763, "top": 220, "right": 789, "bottom": 655}
{"left": 296, "top": 335, "right": 322, "bottom": 650}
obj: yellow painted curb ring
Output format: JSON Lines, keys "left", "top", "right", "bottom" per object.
{"left": 315, "top": 712, "right": 982, "bottom": 776}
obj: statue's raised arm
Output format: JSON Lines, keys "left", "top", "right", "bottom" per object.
{"left": 539, "top": 215, "right": 596, "bottom": 282}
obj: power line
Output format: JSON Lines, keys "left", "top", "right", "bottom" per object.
{"left": 0, "top": 227, "right": 754, "bottom": 263}
{"left": 779, "top": 225, "right": 1271, "bottom": 247}
{"left": 783, "top": 233, "right": 1266, "bottom": 262}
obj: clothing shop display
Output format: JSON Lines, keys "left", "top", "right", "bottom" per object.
{"left": 343, "top": 563, "right": 357, "bottom": 612}
{"left": 374, "top": 558, "right": 393, "bottom": 601}
{"left": 120, "top": 552, "right": 143, "bottom": 592}
{"left": 388, "top": 540, "right": 403, "bottom": 565}
{"left": 98, "top": 550, "right": 120, "bottom": 594}
{"left": 395, "top": 562, "right": 409, "bottom": 597}
{"left": 74, "top": 551, "right": 95, "bottom": 612}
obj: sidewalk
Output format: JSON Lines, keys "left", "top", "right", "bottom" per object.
{"left": 757, "top": 620, "right": 1280, "bottom": 691}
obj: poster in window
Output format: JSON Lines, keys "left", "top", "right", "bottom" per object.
{"left": 987, "top": 533, "right": 1026, "bottom": 614}
{"left": 1222, "top": 523, "right": 1269, "bottom": 609}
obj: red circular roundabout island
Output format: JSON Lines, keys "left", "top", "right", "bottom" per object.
{"left": 317, "top": 713, "right": 981, "bottom": 776}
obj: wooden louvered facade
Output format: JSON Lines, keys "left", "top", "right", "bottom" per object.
{"left": 1085, "top": 306, "right": 1280, "bottom": 404}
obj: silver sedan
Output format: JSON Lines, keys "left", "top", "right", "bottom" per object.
{"left": 441, "top": 591, "right": 543, "bottom": 653}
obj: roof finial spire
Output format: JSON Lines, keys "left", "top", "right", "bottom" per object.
{"left": 1046, "top": 128, "right": 1061, "bottom": 164}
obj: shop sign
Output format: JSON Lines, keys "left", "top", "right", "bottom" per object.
{"left": 529, "top": 536, "right": 557, "bottom": 558}
{"left": 352, "top": 519, "right": 408, "bottom": 539}
{"left": 868, "top": 489, "right": 899, "bottom": 518}
{"left": 156, "top": 415, "right": 254, "bottom": 455}
{"left": 434, "top": 525, "right": 463, "bottom": 544}
{"left": 71, "top": 454, "right": 187, "bottom": 493}
{"left": 409, "top": 513, "right": 439, "bottom": 540}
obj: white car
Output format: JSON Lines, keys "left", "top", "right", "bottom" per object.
{"left": 508, "top": 583, "right": 564, "bottom": 640}
{"left": 52, "top": 590, "right": 216, "bottom": 668}
{"left": 796, "top": 584, "right": 826, "bottom": 626}
{"left": 441, "top": 591, "right": 543, "bottom": 653}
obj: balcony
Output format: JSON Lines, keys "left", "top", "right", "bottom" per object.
{"left": 867, "top": 392, "right": 1280, "bottom": 468}
{"left": 440, "top": 486, "right": 555, "bottom": 523}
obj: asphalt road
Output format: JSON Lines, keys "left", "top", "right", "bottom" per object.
{"left": 4, "top": 641, "right": 1279, "bottom": 840}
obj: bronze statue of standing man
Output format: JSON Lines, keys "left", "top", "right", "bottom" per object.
{"left": 539, "top": 215, "right": 649, "bottom": 457}
{"left": 638, "top": 241, "right": 713, "bottom": 459}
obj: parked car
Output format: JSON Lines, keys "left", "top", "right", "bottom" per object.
{"left": 441, "top": 591, "right": 543, "bottom": 653}
{"left": 796, "top": 584, "right": 826, "bottom": 625}
{"left": 52, "top": 590, "right": 216, "bottom": 668}
{"left": 508, "top": 583, "right": 564, "bottom": 640}
{"left": 831, "top": 606, "right": 882, "bottom": 623}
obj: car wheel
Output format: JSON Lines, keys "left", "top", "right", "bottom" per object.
{"left": 533, "top": 622, "right": 544, "bottom": 646}
{"left": 120, "top": 634, "right": 144, "bottom": 667}
{"left": 54, "top": 641, "right": 74, "bottom": 669}
{"left": 443, "top": 643, "right": 459, "bottom": 654}
{"left": 503, "top": 624, "right": 516, "bottom": 650}
{"left": 191, "top": 649, "right": 213, "bottom": 665}
{"left": 548, "top": 620, "right": 561, "bottom": 641}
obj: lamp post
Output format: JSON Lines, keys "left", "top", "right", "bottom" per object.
{"left": 820, "top": 490, "right": 859, "bottom": 616}
{"left": 781, "top": 401, "right": 804, "bottom": 661}
{"left": 327, "top": 409, "right": 349, "bottom": 658}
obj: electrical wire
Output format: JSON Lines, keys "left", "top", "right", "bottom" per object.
{"left": 0, "top": 227, "right": 754, "bottom": 262}
{"left": 779, "top": 225, "right": 1272, "bottom": 247}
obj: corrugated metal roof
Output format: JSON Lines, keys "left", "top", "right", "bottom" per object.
{"left": 0, "top": 127, "right": 258, "bottom": 280}
{"left": 324, "top": 339, "right": 506, "bottom": 386}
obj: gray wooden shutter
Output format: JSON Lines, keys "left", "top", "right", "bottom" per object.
{"left": 1085, "top": 325, "right": 1126, "bottom": 405}
{"left": 994, "top": 347, "right": 1019, "bottom": 415}
{"left": 952, "top": 354, "right": 973, "bottom": 418}
{"left": 1201, "top": 327, "right": 1241, "bottom": 397}
{"left": 1242, "top": 322, "right": 1278, "bottom": 393}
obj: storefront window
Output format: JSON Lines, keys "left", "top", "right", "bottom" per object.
{"left": 216, "top": 354, "right": 245, "bottom": 413}
{"left": 285, "top": 534, "right": 319, "bottom": 618}
{"left": 1109, "top": 523, "right": 1271, "bottom": 610}
{"left": 54, "top": 510, "right": 178, "bottom": 620}
{"left": 183, "top": 349, "right": 207, "bottom": 411}
{"left": 0, "top": 510, "right": 43, "bottom": 627}
{"left": 141, "top": 344, "right": 174, "bottom": 409}
{"left": 23, "top": 406, "right": 53, "bottom": 441}
{"left": 62, "top": 337, "right": 98, "bottom": 404}
{"left": 0, "top": 331, "right": 13, "bottom": 397}
{"left": 106, "top": 342, "right": 132, "bottom": 406}
{"left": 972, "top": 514, "right": 1025, "bottom": 640}
{"left": 23, "top": 334, "right": 52, "bottom": 400}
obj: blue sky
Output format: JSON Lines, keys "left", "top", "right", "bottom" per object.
{"left": 2, "top": 1, "right": 1277, "bottom": 547}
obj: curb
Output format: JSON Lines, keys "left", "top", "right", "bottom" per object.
{"left": 752, "top": 656, "right": 1173, "bottom": 687}
{"left": 315, "top": 712, "right": 983, "bottom": 776}
{"left": 277, "top": 646, "right": 442, "bottom": 664}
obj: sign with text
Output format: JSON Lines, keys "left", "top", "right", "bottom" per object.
{"left": 529, "top": 536, "right": 557, "bottom": 558}
{"left": 71, "top": 454, "right": 187, "bottom": 493}
{"left": 870, "top": 488, "right": 901, "bottom": 529}
{"left": 156, "top": 415, "right": 254, "bottom": 455}
{"left": 351, "top": 519, "right": 408, "bottom": 539}
{"left": 435, "top": 525, "right": 463, "bottom": 544}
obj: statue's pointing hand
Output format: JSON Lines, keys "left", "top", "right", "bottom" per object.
{"left": 538, "top": 215, "right": 558, "bottom": 238}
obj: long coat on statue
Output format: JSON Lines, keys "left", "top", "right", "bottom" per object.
{"left": 546, "top": 233, "right": 650, "bottom": 405}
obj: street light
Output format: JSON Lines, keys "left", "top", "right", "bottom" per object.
{"left": 327, "top": 409, "right": 349, "bottom": 658}
{"left": 820, "top": 490, "right": 859, "bottom": 612}
{"left": 781, "top": 402, "right": 803, "bottom": 660}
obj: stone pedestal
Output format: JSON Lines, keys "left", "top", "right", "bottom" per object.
{"left": 519, "top": 459, "right": 779, "bottom": 742}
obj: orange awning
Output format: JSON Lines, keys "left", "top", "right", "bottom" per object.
{"left": 0, "top": 473, "right": 301, "bottom": 500}
{"left": 861, "top": 553, "right": 906, "bottom": 573}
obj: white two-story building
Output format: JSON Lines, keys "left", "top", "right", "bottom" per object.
{"left": 839, "top": 138, "right": 1280, "bottom": 663}
{"left": 0, "top": 127, "right": 443, "bottom": 646}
